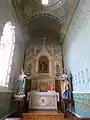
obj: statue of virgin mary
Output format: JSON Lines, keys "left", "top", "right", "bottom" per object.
{"left": 15, "top": 69, "right": 27, "bottom": 98}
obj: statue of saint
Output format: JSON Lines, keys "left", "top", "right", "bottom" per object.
{"left": 56, "top": 64, "right": 60, "bottom": 76}
{"left": 28, "top": 64, "right": 32, "bottom": 74}
{"left": 61, "top": 70, "right": 71, "bottom": 98}
{"left": 15, "top": 69, "right": 27, "bottom": 95}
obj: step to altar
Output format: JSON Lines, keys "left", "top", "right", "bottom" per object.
{"left": 5, "top": 118, "right": 21, "bottom": 120}
{"left": 22, "top": 110, "right": 65, "bottom": 120}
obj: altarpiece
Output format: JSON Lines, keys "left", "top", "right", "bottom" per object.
{"left": 24, "top": 43, "right": 63, "bottom": 109}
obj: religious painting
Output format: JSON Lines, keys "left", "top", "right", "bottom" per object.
{"left": 38, "top": 56, "right": 49, "bottom": 73}
{"left": 28, "top": 63, "right": 32, "bottom": 74}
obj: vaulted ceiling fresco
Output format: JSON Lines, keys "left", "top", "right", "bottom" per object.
{"left": 12, "top": 0, "right": 79, "bottom": 44}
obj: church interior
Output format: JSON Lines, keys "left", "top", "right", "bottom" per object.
{"left": 0, "top": 0, "right": 90, "bottom": 120}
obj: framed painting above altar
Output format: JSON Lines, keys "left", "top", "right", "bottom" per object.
{"left": 38, "top": 56, "right": 49, "bottom": 73}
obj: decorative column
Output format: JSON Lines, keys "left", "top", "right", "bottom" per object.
{"left": 33, "top": 45, "right": 37, "bottom": 75}
{"left": 51, "top": 44, "right": 55, "bottom": 86}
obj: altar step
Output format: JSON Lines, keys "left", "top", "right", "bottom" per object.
{"left": 5, "top": 118, "right": 21, "bottom": 120}
{"left": 22, "top": 110, "right": 65, "bottom": 120}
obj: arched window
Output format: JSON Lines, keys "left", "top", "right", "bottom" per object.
{"left": 0, "top": 21, "right": 15, "bottom": 87}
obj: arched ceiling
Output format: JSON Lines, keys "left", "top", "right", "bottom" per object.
{"left": 29, "top": 12, "right": 62, "bottom": 33}
{"left": 12, "top": 0, "right": 79, "bottom": 44}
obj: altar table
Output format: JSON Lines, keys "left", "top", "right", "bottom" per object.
{"left": 29, "top": 92, "right": 59, "bottom": 110}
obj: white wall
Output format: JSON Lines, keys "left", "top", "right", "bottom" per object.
{"left": 0, "top": 1, "right": 26, "bottom": 118}
{"left": 63, "top": 0, "right": 90, "bottom": 92}
{"left": 9, "top": 25, "right": 26, "bottom": 89}
{"left": 0, "top": 0, "right": 26, "bottom": 89}
{"left": 63, "top": 1, "right": 90, "bottom": 117}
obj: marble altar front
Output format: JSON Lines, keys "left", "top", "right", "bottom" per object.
{"left": 29, "top": 92, "right": 59, "bottom": 110}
